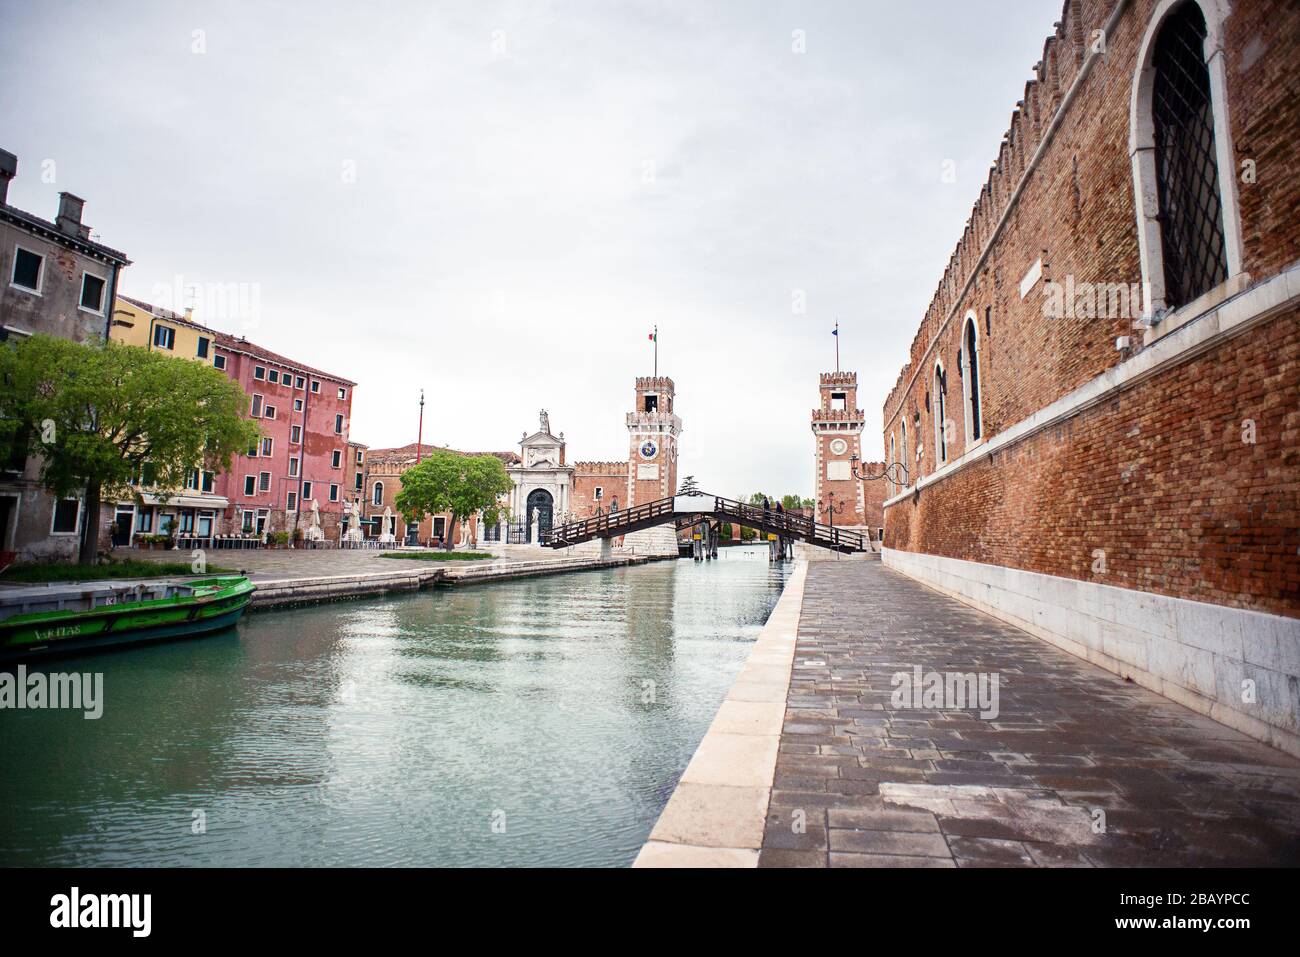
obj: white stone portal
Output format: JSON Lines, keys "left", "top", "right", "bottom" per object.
{"left": 506, "top": 410, "right": 573, "bottom": 543}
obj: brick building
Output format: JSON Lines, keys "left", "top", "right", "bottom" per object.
{"left": 210, "top": 333, "right": 357, "bottom": 540}
{"left": 570, "top": 462, "right": 628, "bottom": 519}
{"left": 811, "top": 371, "right": 868, "bottom": 530}
{"left": 365, "top": 443, "right": 520, "bottom": 546}
{"left": 623, "top": 376, "right": 682, "bottom": 555}
{"left": 0, "top": 149, "right": 131, "bottom": 560}
{"left": 879, "top": 0, "right": 1300, "bottom": 753}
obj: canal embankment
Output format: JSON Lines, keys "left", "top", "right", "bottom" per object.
{"left": 634, "top": 558, "right": 809, "bottom": 867}
{"left": 249, "top": 553, "right": 657, "bottom": 609}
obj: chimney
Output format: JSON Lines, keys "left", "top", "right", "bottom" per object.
{"left": 0, "top": 149, "right": 15, "bottom": 205}
{"left": 56, "top": 192, "right": 90, "bottom": 238}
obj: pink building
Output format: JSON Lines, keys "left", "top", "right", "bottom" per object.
{"left": 211, "top": 332, "right": 357, "bottom": 539}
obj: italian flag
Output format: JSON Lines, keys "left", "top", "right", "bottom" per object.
{"left": 648, "top": 330, "right": 657, "bottom": 341}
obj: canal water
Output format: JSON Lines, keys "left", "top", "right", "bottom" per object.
{"left": 0, "top": 548, "right": 790, "bottom": 867}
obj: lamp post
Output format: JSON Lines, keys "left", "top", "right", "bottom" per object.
{"left": 818, "top": 493, "right": 840, "bottom": 529}
{"left": 850, "top": 453, "right": 909, "bottom": 487}
{"left": 817, "top": 493, "right": 842, "bottom": 560}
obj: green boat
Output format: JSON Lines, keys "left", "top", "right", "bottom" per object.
{"left": 0, "top": 576, "right": 255, "bottom": 662}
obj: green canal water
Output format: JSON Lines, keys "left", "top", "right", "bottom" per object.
{"left": 0, "top": 548, "right": 791, "bottom": 867}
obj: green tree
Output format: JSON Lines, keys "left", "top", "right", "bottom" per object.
{"left": 781, "top": 494, "right": 803, "bottom": 511}
{"left": 0, "top": 335, "right": 258, "bottom": 564}
{"left": 395, "top": 450, "right": 514, "bottom": 550}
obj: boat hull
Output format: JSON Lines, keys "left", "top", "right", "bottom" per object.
{"left": 0, "top": 578, "right": 254, "bottom": 663}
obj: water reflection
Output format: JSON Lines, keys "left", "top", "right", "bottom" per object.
{"left": 0, "top": 547, "right": 789, "bottom": 867}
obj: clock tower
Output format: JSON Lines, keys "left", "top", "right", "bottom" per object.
{"left": 623, "top": 375, "right": 682, "bottom": 555}
{"left": 812, "top": 371, "right": 866, "bottom": 528}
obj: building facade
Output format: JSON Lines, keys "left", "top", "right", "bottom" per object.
{"left": 107, "top": 296, "right": 230, "bottom": 543}
{"left": 365, "top": 443, "right": 520, "bottom": 547}
{"left": 506, "top": 412, "right": 572, "bottom": 541}
{"left": 106, "top": 296, "right": 359, "bottom": 543}
{"left": 0, "top": 149, "right": 131, "bottom": 560}
{"left": 879, "top": 0, "right": 1300, "bottom": 753}
{"left": 212, "top": 332, "right": 357, "bottom": 539}
{"left": 811, "top": 371, "right": 867, "bottom": 530}
{"left": 623, "top": 376, "right": 682, "bottom": 555}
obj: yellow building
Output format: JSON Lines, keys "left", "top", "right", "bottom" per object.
{"left": 109, "top": 294, "right": 219, "bottom": 363}
{"left": 106, "top": 295, "right": 230, "bottom": 545}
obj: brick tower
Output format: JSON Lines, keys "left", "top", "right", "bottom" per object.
{"left": 624, "top": 375, "right": 681, "bottom": 555}
{"left": 812, "top": 371, "right": 866, "bottom": 528}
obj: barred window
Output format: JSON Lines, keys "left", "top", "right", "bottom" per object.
{"left": 1151, "top": 1, "right": 1227, "bottom": 308}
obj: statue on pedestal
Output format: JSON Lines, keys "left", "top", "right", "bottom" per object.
{"left": 345, "top": 500, "right": 364, "bottom": 544}
{"left": 378, "top": 505, "right": 396, "bottom": 544}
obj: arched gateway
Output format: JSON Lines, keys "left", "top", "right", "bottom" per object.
{"left": 525, "top": 488, "right": 553, "bottom": 543}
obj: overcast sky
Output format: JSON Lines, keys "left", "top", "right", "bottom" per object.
{"left": 2, "top": 0, "right": 1057, "bottom": 498}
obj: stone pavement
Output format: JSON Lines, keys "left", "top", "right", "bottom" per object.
{"left": 760, "top": 561, "right": 1300, "bottom": 867}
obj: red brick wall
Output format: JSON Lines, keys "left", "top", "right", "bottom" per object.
{"left": 571, "top": 462, "right": 627, "bottom": 519}
{"left": 884, "top": 308, "right": 1299, "bottom": 615}
{"left": 859, "top": 467, "right": 886, "bottom": 531}
{"left": 880, "top": 0, "right": 1300, "bottom": 615}
{"left": 884, "top": 0, "right": 1300, "bottom": 464}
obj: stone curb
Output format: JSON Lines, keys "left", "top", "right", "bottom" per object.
{"left": 249, "top": 555, "right": 654, "bottom": 609}
{"left": 633, "top": 559, "right": 809, "bottom": 868}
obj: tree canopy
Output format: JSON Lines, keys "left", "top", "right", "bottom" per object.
{"left": 394, "top": 450, "right": 514, "bottom": 548}
{"left": 0, "top": 335, "right": 258, "bottom": 563}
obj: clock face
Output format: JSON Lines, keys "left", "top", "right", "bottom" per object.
{"left": 829, "top": 438, "right": 848, "bottom": 456}
{"left": 639, "top": 439, "right": 658, "bottom": 460}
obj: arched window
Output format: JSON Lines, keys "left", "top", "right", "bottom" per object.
{"left": 1130, "top": 0, "right": 1239, "bottom": 320}
{"left": 961, "top": 313, "right": 983, "bottom": 446}
{"left": 933, "top": 363, "right": 948, "bottom": 465}
{"left": 1151, "top": 2, "right": 1227, "bottom": 306}
{"left": 372, "top": 481, "right": 384, "bottom": 506}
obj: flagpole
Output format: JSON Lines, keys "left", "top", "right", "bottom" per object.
{"left": 654, "top": 325, "right": 658, "bottom": 378}
{"left": 835, "top": 320, "right": 840, "bottom": 372}
{"left": 416, "top": 390, "right": 425, "bottom": 463}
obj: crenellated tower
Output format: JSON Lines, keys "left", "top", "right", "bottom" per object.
{"left": 812, "top": 371, "right": 866, "bottom": 527}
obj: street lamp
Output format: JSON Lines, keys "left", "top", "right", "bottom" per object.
{"left": 817, "top": 493, "right": 841, "bottom": 528}
{"left": 850, "top": 453, "right": 909, "bottom": 487}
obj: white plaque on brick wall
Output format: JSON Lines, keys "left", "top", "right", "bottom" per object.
{"left": 826, "top": 460, "right": 850, "bottom": 481}
{"left": 637, "top": 463, "right": 659, "bottom": 480}
{"left": 1019, "top": 258, "right": 1043, "bottom": 299}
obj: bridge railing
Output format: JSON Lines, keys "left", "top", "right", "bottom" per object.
{"left": 542, "top": 491, "right": 865, "bottom": 552}
{"left": 540, "top": 495, "right": 675, "bottom": 547}
{"left": 709, "top": 496, "right": 864, "bottom": 551}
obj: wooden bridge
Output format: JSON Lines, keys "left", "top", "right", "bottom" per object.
{"left": 540, "top": 493, "right": 867, "bottom": 554}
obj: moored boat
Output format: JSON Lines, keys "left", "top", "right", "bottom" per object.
{"left": 0, "top": 576, "right": 255, "bottom": 662}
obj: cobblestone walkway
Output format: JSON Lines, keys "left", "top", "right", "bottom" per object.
{"left": 759, "top": 561, "right": 1300, "bottom": 867}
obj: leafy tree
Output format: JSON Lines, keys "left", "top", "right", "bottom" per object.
{"left": 781, "top": 494, "right": 803, "bottom": 511}
{"left": 0, "top": 335, "right": 258, "bottom": 564}
{"left": 395, "top": 450, "right": 514, "bottom": 550}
